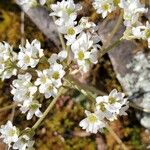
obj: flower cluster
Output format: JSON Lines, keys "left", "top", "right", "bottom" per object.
{"left": 0, "top": 42, "right": 17, "bottom": 81}
{"left": 35, "top": 50, "right": 66, "bottom": 99}
{"left": 0, "top": 121, "right": 34, "bottom": 150}
{"left": 93, "top": 0, "right": 150, "bottom": 48}
{"left": 11, "top": 73, "right": 42, "bottom": 120}
{"left": 50, "top": 0, "right": 101, "bottom": 72}
{"left": 119, "top": 0, "right": 150, "bottom": 48}
{"left": 79, "top": 89, "right": 128, "bottom": 133}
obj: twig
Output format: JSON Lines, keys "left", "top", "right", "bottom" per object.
{"left": 0, "top": 103, "right": 17, "bottom": 113}
{"left": 106, "top": 124, "right": 128, "bottom": 150}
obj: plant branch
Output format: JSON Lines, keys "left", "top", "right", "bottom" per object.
{"left": 52, "top": 16, "right": 66, "bottom": 50}
{"left": 0, "top": 103, "right": 17, "bottom": 113}
{"left": 99, "top": 39, "right": 122, "bottom": 58}
{"left": 32, "top": 87, "right": 67, "bottom": 130}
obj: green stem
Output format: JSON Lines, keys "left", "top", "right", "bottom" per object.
{"left": 99, "top": 38, "right": 122, "bottom": 58}
{"left": 108, "top": 10, "right": 124, "bottom": 41}
{"left": 52, "top": 16, "right": 66, "bottom": 50}
{"left": 99, "top": 10, "right": 124, "bottom": 59}
{"left": 32, "top": 87, "right": 67, "bottom": 130}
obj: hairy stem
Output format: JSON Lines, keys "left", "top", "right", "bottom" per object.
{"left": 32, "top": 87, "right": 67, "bottom": 130}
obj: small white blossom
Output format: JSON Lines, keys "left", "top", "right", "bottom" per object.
{"left": 35, "top": 69, "right": 57, "bottom": 98}
{"left": 93, "top": 0, "right": 115, "bottom": 18}
{"left": 50, "top": 0, "right": 82, "bottom": 26}
{"left": 96, "top": 89, "right": 128, "bottom": 121}
{"left": 79, "top": 17, "right": 97, "bottom": 33}
{"left": 48, "top": 50, "right": 67, "bottom": 65}
{"left": 0, "top": 121, "right": 19, "bottom": 148}
{"left": 59, "top": 23, "right": 82, "bottom": 45}
{"left": 48, "top": 63, "right": 65, "bottom": 87}
{"left": 79, "top": 110, "right": 105, "bottom": 134}
{"left": 0, "top": 42, "right": 17, "bottom": 80}
{"left": 11, "top": 73, "right": 37, "bottom": 103}
{"left": 20, "top": 99, "right": 42, "bottom": 120}
{"left": 17, "top": 39, "right": 44, "bottom": 70}
{"left": 13, "top": 134, "right": 35, "bottom": 150}
{"left": 39, "top": 80, "right": 58, "bottom": 99}
{"left": 71, "top": 32, "right": 98, "bottom": 72}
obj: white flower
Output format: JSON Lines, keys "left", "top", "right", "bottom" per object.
{"left": 105, "top": 89, "right": 126, "bottom": 113}
{"left": 48, "top": 50, "right": 67, "bottom": 65}
{"left": 93, "top": 0, "right": 115, "bottom": 18}
{"left": 39, "top": 80, "right": 58, "bottom": 99}
{"left": 96, "top": 95, "right": 115, "bottom": 120}
{"left": 35, "top": 69, "right": 51, "bottom": 92}
{"left": 0, "top": 42, "right": 17, "bottom": 80}
{"left": 17, "top": 39, "right": 44, "bottom": 70}
{"left": 0, "top": 121, "right": 19, "bottom": 148}
{"left": 19, "top": 0, "right": 38, "bottom": 10}
{"left": 96, "top": 89, "right": 128, "bottom": 121}
{"left": 35, "top": 69, "right": 57, "bottom": 98}
{"left": 11, "top": 73, "right": 37, "bottom": 103}
{"left": 50, "top": 0, "right": 82, "bottom": 26}
{"left": 59, "top": 23, "right": 82, "bottom": 45}
{"left": 79, "top": 17, "right": 97, "bottom": 33}
{"left": 13, "top": 134, "right": 35, "bottom": 150}
{"left": 48, "top": 63, "right": 65, "bottom": 87}
{"left": 71, "top": 32, "right": 99, "bottom": 72}
{"left": 119, "top": 0, "right": 147, "bottom": 27}
{"left": 79, "top": 110, "right": 105, "bottom": 134}
{"left": 20, "top": 99, "right": 42, "bottom": 120}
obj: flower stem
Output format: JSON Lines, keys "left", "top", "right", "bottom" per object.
{"left": 99, "top": 38, "right": 122, "bottom": 58}
{"left": 108, "top": 10, "right": 124, "bottom": 41}
{"left": 99, "top": 10, "right": 124, "bottom": 58}
{"left": 32, "top": 87, "right": 67, "bottom": 130}
{"left": 106, "top": 124, "right": 128, "bottom": 150}
{"left": 52, "top": 16, "right": 66, "bottom": 50}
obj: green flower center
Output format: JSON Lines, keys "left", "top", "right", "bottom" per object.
{"left": 113, "top": 0, "right": 120, "bottom": 6}
{"left": 77, "top": 51, "right": 84, "bottom": 60}
{"left": 66, "top": 8, "right": 74, "bottom": 15}
{"left": 102, "top": 4, "right": 109, "bottom": 11}
{"left": 67, "top": 28, "right": 75, "bottom": 35}
{"left": 52, "top": 71, "right": 60, "bottom": 80}
{"left": 24, "top": 55, "right": 30, "bottom": 63}
{"left": 109, "top": 97, "right": 116, "bottom": 104}
{"left": 98, "top": 103, "right": 106, "bottom": 112}
{"left": 30, "top": 103, "right": 38, "bottom": 110}
{"left": 87, "top": 114, "right": 97, "bottom": 123}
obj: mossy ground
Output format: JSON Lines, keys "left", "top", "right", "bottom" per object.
{"left": 0, "top": 1, "right": 149, "bottom": 150}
